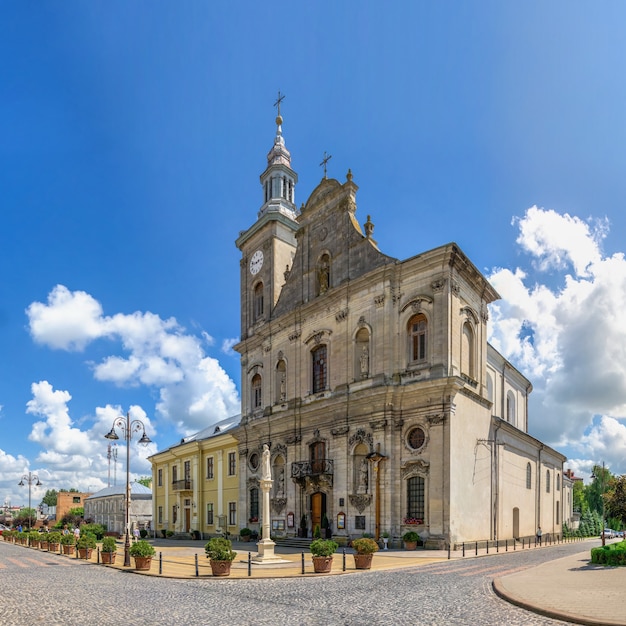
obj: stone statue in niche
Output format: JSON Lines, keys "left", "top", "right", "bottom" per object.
{"left": 357, "top": 458, "right": 369, "bottom": 494}
{"left": 275, "top": 467, "right": 285, "bottom": 497}
{"left": 318, "top": 259, "right": 330, "bottom": 294}
{"left": 359, "top": 345, "right": 369, "bottom": 378}
{"left": 262, "top": 444, "right": 271, "bottom": 481}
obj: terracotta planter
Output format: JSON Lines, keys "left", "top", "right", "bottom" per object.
{"left": 210, "top": 560, "right": 233, "bottom": 576}
{"left": 78, "top": 548, "right": 93, "bottom": 560}
{"left": 30, "top": 541, "right": 40, "bottom": 549}
{"left": 404, "top": 541, "right": 417, "bottom": 550}
{"left": 48, "top": 543, "right": 60, "bottom": 552}
{"left": 101, "top": 551, "right": 116, "bottom": 564}
{"left": 312, "top": 556, "right": 333, "bottom": 573}
{"left": 62, "top": 544, "right": 75, "bottom": 555}
{"left": 133, "top": 556, "right": 153, "bottom": 571}
{"left": 40, "top": 541, "right": 49, "bottom": 551}
{"left": 353, "top": 553, "right": 373, "bottom": 569}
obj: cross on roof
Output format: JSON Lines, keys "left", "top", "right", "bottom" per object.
{"left": 320, "top": 151, "right": 332, "bottom": 178}
{"left": 274, "top": 90, "right": 285, "bottom": 117}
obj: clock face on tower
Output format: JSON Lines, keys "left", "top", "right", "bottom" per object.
{"left": 249, "top": 249, "right": 264, "bottom": 275}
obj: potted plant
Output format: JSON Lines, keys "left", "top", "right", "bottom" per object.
{"left": 239, "top": 527, "right": 253, "bottom": 542}
{"left": 351, "top": 537, "right": 379, "bottom": 569}
{"left": 129, "top": 539, "right": 156, "bottom": 570}
{"left": 205, "top": 536, "right": 237, "bottom": 576}
{"left": 28, "top": 530, "right": 40, "bottom": 548}
{"left": 77, "top": 532, "right": 97, "bottom": 559}
{"left": 47, "top": 531, "right": 62, "bottom": 552}
{"left": 310, "top": 538, "right": 338, "bottom": 573}
{"left": 17, "top": 530, "right": 28, "bottom": 545}
{"left": 321, "top": 514, "right": 332, "bottom": 539}
{"left": 100, "top": 536, "right": 118, "bottom": 564}
{"left": 60, "top": 532, "right": 76, "bottom": 555}
{"left": 402, "top": 530, "right": 420, "bottom": 550}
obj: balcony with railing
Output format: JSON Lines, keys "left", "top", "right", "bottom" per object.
{"left": 171, "top": 479, "right": 193, "bottom": 491}
{"left": 291, "top": 459, "right": 334, "bottom": 481}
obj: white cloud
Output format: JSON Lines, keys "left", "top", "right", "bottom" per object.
{"left": 27, "top": 287, "right": 240, "bottom": 432}
{"left": 489, "top": 206, "right": 626, "bottom": 474}
{"left": 221, "top": 337, "right": 239, "bottom": 355}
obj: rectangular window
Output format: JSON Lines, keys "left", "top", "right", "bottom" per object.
{"left": 228, "top": 502, "right": 236, "bottom": 526}
{"left": 73, "top": 496, "right": 81, "bottom": 504}
{"left": 206, "top": 503, "right": 214, "bottom": 525}
{"left": 172, "top": 465, "right": 178, "bottom": 483}
{"left": 172, "top": 505, "right": 178, "bottom": 524}
{"left": 355, "top": 515, "right": 366, "bottom": 530}
{"left": 206, "top": 456, "right": 214, "bottom": 479}
{"left": 158, "top": 506, "right": 163, "bottom": 524}
{"left": 158, "top": 468, "right": 163, "bottom": 487}
{"left": 184, "top": 460, "right": 191, "bottom": 480}
{"left": 228, "top": 452, "right": 236, "bottom": 476}
{"left": 249, "top": 488, "right": 259, "bottom": 520}
{"left": 406, "top": 476, "right": 425, "bottom": 521}
{"left": 312, "top": 345, "right": 327, "bottom": 393}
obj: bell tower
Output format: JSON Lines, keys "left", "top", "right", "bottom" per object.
{"left": 235, "top": 93, "right": 299, "bottom": 339}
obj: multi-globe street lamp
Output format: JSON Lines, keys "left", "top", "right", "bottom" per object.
{"left": 104, "top": 412, "right": 151, "bottom": 566}
{"left": 18, "top": 472, "right": 42, "bottom": 529}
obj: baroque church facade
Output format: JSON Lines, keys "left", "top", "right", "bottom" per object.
{"left": 232, "top": 107, "right": 570, "bottom": 549}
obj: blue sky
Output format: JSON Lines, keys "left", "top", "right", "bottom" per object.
{"left": 2, "top": 2, "right": 626, "bottom": 508}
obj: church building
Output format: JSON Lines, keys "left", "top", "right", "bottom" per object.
{"left": 232, "top": 103, "right": 569, "bottom": 549}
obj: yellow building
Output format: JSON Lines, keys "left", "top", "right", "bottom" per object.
{"left": 149, "top": 416, "right": 240, "bottom": 538}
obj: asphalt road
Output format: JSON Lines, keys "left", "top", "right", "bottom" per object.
{"left": 0, "top": 540, "right": 584, "bottom": 625}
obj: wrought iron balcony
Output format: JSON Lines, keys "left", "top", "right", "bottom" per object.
{"left": 171, "top": 479, "right": 193, "bottom": 491}
{"left": 291, "top": 459, "right": 334, "bottom": 480}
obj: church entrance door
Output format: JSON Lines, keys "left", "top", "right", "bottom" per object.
{"left": 310, "top": 492, "right": 326, "bottom": 533}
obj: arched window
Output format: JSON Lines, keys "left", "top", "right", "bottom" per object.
{"left": 556, "top": 501, "right": 560, "bottom": 525}
{"left": 249, "top": 488, "right": 259, "bottom": 521}
{"left": 312, "top": 345, "right": 327, "bottom": 393}
{"left": 506, "top": 392, "right": 516, "bottom": 424}
{"left": 487, "top": 374, "right": 494, "bottom": 403}
{"left": 408, "top": 314, "right": 428, "bottom": 363}
{"left": 556, "top": 473, "right": 560, "bottom": 491}
{"left": 461, "top": 322, "right": 475, "bottom": 378}
{"left": 355, "top": 328, "right": 370, "bottom": 379}
{"left": 526, "top": 462, "right": 532, "bottom": 489}
{"left": 251, "top": 374, "right": 262, "bottom": 409}
{"left": 406, "top": 476, "right": 425, "bottom": 523}
{"left": 253, "top": 282, "right": 264, "bottom": 322}
{"left": 546, "top": 469, "right": 551, "bottom": 493}
{"left": 275, "top": 359, "right": 287, "bottom": 403}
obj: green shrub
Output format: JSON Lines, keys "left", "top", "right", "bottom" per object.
{"left": 129, "top": 540, "right": 156, "bottom": 557}
{"left": 47, "top": 532, "right": 62, "bottom": 544}
{"left": 60, "top": 533, "right": 76, "bottom": 545}
{"left": 239, "top": 527, "right": 252, "bottom": 537}
{"left": 80, "top": 523, "right": 106, "bottom": 540}
{"left": 402, "top": 531, "right": 419, "bottom": 542}
{"left": 77, "top": 532, "right": 97, "bottom": 549}
{"left": 351, "top": 537, "right": 379, "bottom": 554}
{"left": 205, "top": 537, "right": 237, "bottom": 562}
{"left": 101, "top": 536, "right": 117, "bottom": 553}
{"left": 591, "top": 540, "right": 626, "bottom": 566}
{"left": 310, "top": 538, "right": 338, "bottom": 557}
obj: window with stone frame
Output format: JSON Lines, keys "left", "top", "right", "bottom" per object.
{"left": 355, "top": 327, "right": 370, "bottom": 379}
{"left": 249, "top": 488, "right": 259, "bottom": 521}
{"left": 312, "top": 344, "right": 327, "bottom": 393}
{"left": 406, "top": 476, "right": 425, "bottom": 522}
{"left": 275, "top": 359, "right": 287, "bottom": 403}
{"left": 526, "top": 462, "right": 532, "bottom": 489}
{"left": 157, "top": 468, "right": 162, "bottom": 487}
{"left": 251, "top": 373, "right": 262, "bottom": 409}
{"left": 408, "top": 314, "right": 428, "bottom": 363}
{"left": 546, "top": 469, "right": 551, "bottom": 493}
{"left": 158, "top": 506, "right": 163, "bottom": 524}
{"left": 206, "top": 502, "right": 214, "bottom": 525}
{"left": 228, "top": 502, "right": 237, "bottom": 526}
{"left": 228, "top": 451, "right": 236, "bottom": 476}
{"left": 253, "top": 282, "right": 264, "bottom": 322}
{"left": 461, "top": 321, "right": 475, "bottom": 379}
{"left": 507, "top": 392, "right": 516, "bottom": 424}
{"left": 206, "top": 456, "right": 214, "bottom": 479}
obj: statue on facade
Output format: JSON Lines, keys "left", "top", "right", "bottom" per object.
{"left": 262, "top": 444, "right": 272, "bottom": 481}
{"left": 357, "top": 458, "right": 369, "bottom": 494}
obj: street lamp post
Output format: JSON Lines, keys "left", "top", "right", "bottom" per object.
{"left": 592, "top": 462, "right": 607, "bottom": 546}
{"left": 18, "top": 472, "right": 42, "bottom": 529}
{"left": 104, "top": 412, "right": 151, "bottom": 566}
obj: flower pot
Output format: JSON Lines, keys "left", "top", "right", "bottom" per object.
{"left": 101, "top": 552, "right": 116, "bottom": 564}
{"left": 382, "top": 538, "right": 389, "bottom": 550}
{"left": 353, "top": 553, "right": 373, "bottom": 570}
{"left": 404, "top": 541, "right": 417, "bottom": 550}
{"left": 133, "top": 556, "right": 153, "bottom": 571}
{"left": 40, "top": 541, "right": 49, "bottom": 551}
{"left": 48, "top": 543, "right": 60, "bottom": 552}
{"left": 210, "top": 560, "right": 233, "bottom": 576}
{"left": 78, "top": 548, "right": 93, "bottom": 560}
{"left": 312, "top": 556, "right": 333, "bottom": 573}
{"left": 62, "top": 544, "right": 75, "bottom": 555}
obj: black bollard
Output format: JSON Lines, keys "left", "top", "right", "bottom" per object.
{"left": 248, "top": 552, "right": 251, "bottom": 577}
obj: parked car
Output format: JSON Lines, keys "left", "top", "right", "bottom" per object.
{"left": 0, "top": 523, "right": 10, "bottom": 536}
{"left": 602, "top": 529, "right": 617, "bottom": 539}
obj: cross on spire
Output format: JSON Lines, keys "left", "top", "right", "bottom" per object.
{"left": 320, "top": 151, "right": 332, "bottom": 178}
{"left": 274, "top": 90, "right": 285, "bottom": 117}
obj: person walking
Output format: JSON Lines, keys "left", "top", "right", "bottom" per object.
{"left": 536, "top": 526, "right": 542, "bottom": 546}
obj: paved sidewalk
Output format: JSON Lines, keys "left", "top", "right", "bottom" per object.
{"left": 494, "top": 546, "right": 626, "bottom": 626}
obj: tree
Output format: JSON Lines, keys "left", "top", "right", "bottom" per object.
{"left": 605, "top": 475, "right": 626, "bottom": 528}
{"left": 40, "top": 489, "right": 58, "bottom": 507}
{"left": 137, "top": 476, "right": 152, "bottom": 488}
{"left": 586, "top": 464, "right": 612, "bottom": 515}
{"left": 572, "top": 480, "right": 586, "bottom": 514}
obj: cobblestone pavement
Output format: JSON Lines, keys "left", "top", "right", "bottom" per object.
{"left": 0, "top": 540, "right": 588, "bottom": 625}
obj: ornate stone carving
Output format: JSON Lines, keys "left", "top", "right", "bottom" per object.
{"left": 391, "top": 281, "right": 403, "bottom": 306}
{"left": 401, "top": 460, "right": 430, "bottom": 479}
{"left": 247, "top": 477, "right": 260, "bottom": 489}
{"left": 285, "top": 434, "right": 301, "bottom": 445}
{"left": 427, "top": 413, "right": 446, "bottom": 425}
{"left": 349, "top": 494, "right": 372, "bottom": 513}
{"left": 335, "top": 308, "right": 348, "bottom": 322}
{"left": 348, "top": 428, "right": 373, "bottom": 449}
{"left": 288, "top": 330, "right": 301, "bottom": 342}
{"left": 270, "top": 497, "right": 287, "bottom": 515}
{"left": 374, "top": 294, "right": 385, "bottom": 308}
{"left": 272, "top": 443, "right": 288, "bottom": 459}
{"left": 451, "top": 280, "right": 460, "bottom": 295}
{"left": 431, "top": 278, "right": 445, "bottom": 293}
{"left": 331, "top": 426, "right": 349, "bottom": 437}
{"left": 481, "top": 303, "right": 489, "bottom": 323}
